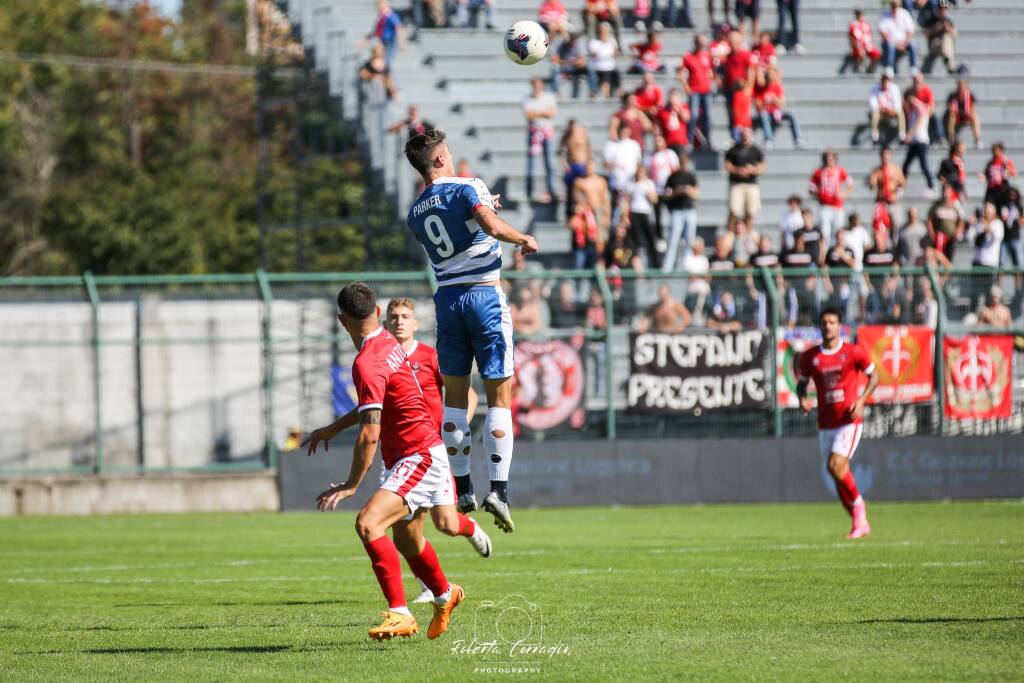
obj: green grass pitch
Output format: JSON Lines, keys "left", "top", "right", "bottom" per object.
{"left": 1, "top": 501, "right": 1022, "bottom": 681}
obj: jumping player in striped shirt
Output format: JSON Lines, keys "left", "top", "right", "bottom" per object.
{"left": 403, "top": 129, "right": 539, "bottom": 533}
{"left": 796, "top": 307, "right": 880, "bottom": 539}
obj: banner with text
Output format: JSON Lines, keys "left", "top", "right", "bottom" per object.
{"left": 628, "top": 330, "right": 769, "bottom": 414}
{"left": 857, "top": 325, "right": 935, "bottom": 404}
{"left": 943, "top": 335, "right": 1014, "bottom": 419}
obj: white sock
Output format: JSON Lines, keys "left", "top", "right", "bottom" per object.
{"left": 417, "top": 578, "right": 430, "bottom": 592}
{"left": 433, "top": 588, "right": 451, "bottom": 605}
{"left": 442, "top": 406, "right": 472, "bottom": 476}
{"left": 484, "top": 407, "right": 514, "bottom": 482}
{"left": 390, "top": 606, "right": 412, "bottom": 616}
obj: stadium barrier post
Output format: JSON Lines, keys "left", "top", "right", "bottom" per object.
{"left": 256, "top": 268, "right": 278, "bottom": 470}
{"left": 925, "top": 262, "right": 947, "bottom": 435}
{"left": 761, "top": 268, "right": 782, "bottom": 438}
{"left": 83, "top": 271, "right": 104, "bottom": 474}
{"left": 594, "top": 266, "right": 616, "bottom": 440}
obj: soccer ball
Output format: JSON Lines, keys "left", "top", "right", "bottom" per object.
{"left": 503, "top": 21, "right": 549, "bottom": 66}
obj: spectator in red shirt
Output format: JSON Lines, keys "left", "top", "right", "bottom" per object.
{"left": 845, "top": 8, "right": 881, "bottom": 75}
{"left": 908, "top": 70, "right": 943, "bottom": 146}
{"left": 538, "top": 0, "right": 571, "bottom": 34}
{"left": 753, "top": 66, "right": 802, "bottom": 149}
{"left": 677, "top": 33, "right": 714, "bottom": 147}
{"left": 945, "top": 79, "right": 982, "bottom": 149}
{"left": 583, "top": 0, "right": 623, "bottom": 44}
{"left": 611, "top": 92, "right": 654, "bottom": 148}
{"left": 981, "top": 142, "right": 1018, "bottom": 210}
{"left": 809, "top": 148, "right": 854, "bottom": 246}
{"left": 658, "top": 88, "right": 691, "bottom": 156}
{"left": 730, "top": 79, "right": 754, "bottom": 144}
{"left": 721, "top": 31, "right": 757, "bottom": 132}
{"left": 753, "top": 31, "right": 777, "bottom": 74}
{"left": 628, "top": 28, "right": 666, "bottom": 74}
{"left": 634, "top": 72, "right": 665, "bottom": 117}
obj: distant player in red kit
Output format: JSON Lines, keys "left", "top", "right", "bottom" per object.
{"left": 796, "top": 308, "right": 880, "bottom": 539}
{"left": 308, "top": 284, "right": 488, "bottom": 641}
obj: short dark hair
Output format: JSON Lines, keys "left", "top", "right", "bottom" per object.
{"left": 337, "top": 283, "right": 377, "bottom": 320}
{"left": 405, "top": 129, "right": 447, "bottom": 175}
{"left": 819, "top": 306, "right": 843, "bottom": 324}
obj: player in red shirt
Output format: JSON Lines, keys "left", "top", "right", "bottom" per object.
{"left": 308, "top": 284, "right": 484, "bottom": 641}
{"left": 809, "top": 149, "right": 854, "bottom": 247}
{"left": 847, "top": 8, "right": 881, "bottom": 74}
{"left": 797, "top": 308, "right": 880, "bottom": 539}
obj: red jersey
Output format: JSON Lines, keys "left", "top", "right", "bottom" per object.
{"left": 657, "top": 105, "right": 690, "bottom": 146}
{"left": 614, "top": 111, "right": 647, "bottom": 145}
{"left": 680, "top": 51, "right": 713, "bottom": 94}
{"left": 985, "top": 156, "right": 1017, "bottom": 189}
{"left": 731, "top": 88, "right": 752, "bottom": 129}
{"left": 406, "top": 340, "right": 444, "bottom": 433}
{"left": 798, "top": 341, "right": 874, "bottom": 429}
{"left": 915, "top": 84, "right": 934, "bottom": 109}
{"left": 810, "top": 166, "right": 851, "bottom": 208}
{"left": 754, "top": 80, "right": 784, "bottom": 114}
{"left": 631, "top": 39, "right": 663, "bottom": 71}
{"left": 538, "top": 0, "right": 568, "bottom": 26}
{"left": 848, "top": 19, "right": 874, "bottom": 50}
{"left": 722, "top": 49, "right": 755, "bottom": 89}
{"left": 754, "top": 42, "right": 777, "bottom": 67}
{"left": 352, "top": 328, "right": 440, "bottom": 468}
{"left": 634, "top": 84, "right": 664, "bottom": 114}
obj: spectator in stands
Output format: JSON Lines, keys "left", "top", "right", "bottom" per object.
{"left": 754, "top": 66, "right": 802, "bottom": 149}
{"left": 417, "top": 0, "right": 448, "bottom": 28}
{"left": 677, "top": 34, "right": 714, "bottom": 147}
{"left": 826, "top": 228, "right": 856, "bottom": 269}
{"left": 358, "top": 42, "right": 397, "bottom": 100}
{"left": 909, "top": 71, "right": 942, "bottom": 146}
{"left": 588, "top": 23, "right": 622, "bottom": 99}
{"left": 734, "top": 0, "right": 760, "bottom": 39}
{"left": 660, "top": 0, "right": 694, "bottom": 28}
{"left": 869, "top": 147, "right": 907, "bottom": 236}
{"left": 568, "top": 202, "right": 602, "bottom": 269}
{"left": 550, "top": 31, "right": 591, "bottom": 98}
{"left": 782, "top": 231, "right": 815, "bottom": 268}
{"left": 867, "top": 272, "right": 905, "bottom": 323}
{"left": 921, "top": 0, "right": 959, "bottom": 75}
{"left": 387, "top": 105, "right": 434, "bottom": 140}
{"left": 357, "top": 0, "right": 405, "bottom": 65}
{"left": 550, "top": 280, "right": 582, "bottom": 328}
{"left": 604, "top": 220, "right": 644, "bottom": 273}
{"left": 945, "top": 79, "right": 982, "bottom": 149}
{"left": 584, "top": 0, "right": 623, "bottom": 44}
{"left": 648, "top": 134, "right": 680, "bottom": 235}
{"left": 753, "top": 31, "right": 777, "bottom": 73}
{"left": 729, "top": 78, "right": 754, "bottom": 144}
{"left": 751, "top": 234, "right": 780, "bottom": 268}
{"left": 978, "top": 286, "right": 1012, "bottom": 327}
{"left": 973, "top": 202, "right": 1005, "bottom": 271}
{"left": 730, "top": 218, "right": 760, "bottom": 266}
{"left": 624, "top": 165, "right": 661, "bottom": 267}
{"left": 845, "top": 8, "right": 881, "bottom": 75}
{"left": 642, "top": 284, "right": 693, "bottom": 333}
{"left": 658, "top": 89, "right": 691, "bottom": 157}
{"left": 708, "top": 0, "right": 732, "bottom": 27}
{"left": 708, "top": 290, "right": 743, "bottom": 331}
{"left": 845, "top": 212, "right": 873, "bottom": 270}
{"left": 629, "top": 28, "right": 666, "bottom": 74}
{"left": 779, "top": 195, "right": 804, "bottom": 250}
{"left": 511, "top": 287, "right": 546, "bottom": 335}
{"left": 902, "top": 89, "right": 938, "bottom": 199}
{"left": 559, "top": 119, "right": 592, "bottom": 217}
{"left": 809, "top": 150, "right": 854, "bottom": 247}
{"left": 925, "top": 187, "right": 963, "bottom": 268}
{"left": 454, "top": 0, "right": 496, "bottom": 29}
{"left": 612, "top": 93, "right": 654, "bottom": 147}
{"left": 633, "top": 73, "right": 665, "bottom": 118}
{"left": 721, "top": 31, "right": 756, "bottom": 132}
{"left": 662, "top": 153, "right": 699, "bottom": 271}
{"left": 710, "top": 233, "right": 738, "bottom": 271}
{"left": 724, "top": 127, "right": 765, "bottom": 231}
{"left": 793, "top": 208, "right": 825, "bottom": 266}
{"left": 916, "top": 276, "right": 939, "bottom": 327}
{"left": 864, "top": 226, "right": 896, "bottom": 267}
{"left": 1000, "top": 187, "right": 1022, "bottom": 273}
{"left": 981, "top": 142, "right": 1017, "bottom": 209}
{"left": 775, "top": 0, "right": 802, "bottom": 55}
{"left": 575, "top": 159, "right": 613, "bottom": 240}
{"left": 524, "top": 77, "right": 558, "bottom": 204}
{"left": 868, "top": 73, "right": 905, "bottom": 146}
{"left": 878, "top": 0, "right": 917, "bottom": 73}
{"left": 937, "top": 139, "right": 967, "bottom": 202}
{"left": 456, "top": 158, "right": 473, "bottom": 177}
{"left": 897, "top": 206, "right": 928, "bottom": 265}
{"left": 585, "top": 290, "right": 608, "bottom": 379}
{"left": 603, "top": 120, "right": 643, "bottom": 222}
{"left": 539, "top": 0, "right": 571, "bottom": 34}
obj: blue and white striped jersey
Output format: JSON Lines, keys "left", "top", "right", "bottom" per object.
{"left": 406, "top": 177, "right": 502, "bottom": 286}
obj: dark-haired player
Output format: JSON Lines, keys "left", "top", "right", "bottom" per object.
{"left": 403, "top": 128, "right": 539, "bottom": 533}
{"left": 796, "top": 307, "right": 880, "bottom": 539}
{"left": 313, "top": 283, "right": 466, "bottom": 641}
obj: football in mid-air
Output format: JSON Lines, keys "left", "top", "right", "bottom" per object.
{"left": 503, "top": 20, "right": 549, "bottom": 66}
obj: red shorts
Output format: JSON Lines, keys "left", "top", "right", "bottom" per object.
{"left": 934, "top": 231, "right": 955, "bottom": 258}
{"left": 852, "top": 45, "right": 880, "bottom": 60}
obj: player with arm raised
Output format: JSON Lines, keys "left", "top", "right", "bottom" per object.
{"left": 796, "top": 307, "right": 880, "bottom": 539}
{"left": 403, "top": 129, "right": 539, "bottom": 533}
{"left": 314, "top": 284, "right": 469, "bottom": 641}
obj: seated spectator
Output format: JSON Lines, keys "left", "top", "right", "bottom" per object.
{"left": 734, "top": 0, "right": 761, "bottom": 42}
{"left": 846, "top": 8, "right": 881, "bottom": 74}
{"left": 585, "top": 289, "right": 608, "bottom": 334}
{"left": 730, "top": 218, "right": 760, "bottom": 267}
{"left": 937, "top": 140, "right": 967, "bottom": 202}
{"left": 611, "top": 93, "right": 654, "bottom": 147}
{"left": 588, "top": 22, "right": 621, "bottom": 99}
{"left": 358, "top": 42, "right": 397, "bottom": 100}
{"left": 624, "top": 165, "right": 661, "bottom": 267}
{"left": 550, "top": 280, "right": 583, "bottom": 328}
{"left": 753, "top": 31, "right": 777, "bottom": 73}
{"left": 677, "top": 34, "right": 714, "bottom": 147}
{"left": 981, "top": 142, "right": 1017, "bottom": 209}
{"left": 878, "top": 0, "right": 917, "bottom": 73}
{"left": 779, "top": 195, "right": 804, "bottom": 250}
{"left": 925, "top": 187, "right": 963, "bottom": 268}
{"left": 511, "top": 287, "right": 546, "bottom": 335}
{"left": 657, "top": 89, "right": 691, "bottom": 157}
{"left": 793, "top": 208, "right": 825, "bottom": 266}
{"left": 709, "top": 233, "right": 738, "bottom": 271}
{"left": 750, "top": 234, "right": 779, "bottom": 268}
{"left": 550, "top": 31, "right": 591, "bottom": 99}
{"left": 387, "top": 104, "right": 434, "bottom": 140}
{"left": 633, "top": 73, "right": 665, "bottom": 118}
{"left": 945, "top": 79, "right": 982, "bottom": 149}
{"left": 604, "top": 220, "right": 643, "bottom": 300}
{"left": 662, "top": 153, "right": 698, "bottom": 271}
{"left": 868, "top": 73, "right": 906, "bottom": 145}
{"left": 708, "top": 290, "right": 743, "bottom": 331}
{"left": 539, "top": 0, "right": 571, "bottom": 33}
{"left": 682, "top": 237, "right": 711, "bottom": 316}
{"left": 867, "top": 272, "right": 905, "bottom": 323}
{"left": 454, "top": 0, "right": 496, "bottom": 28}
{"left": 419, "top": 0, "right": 448, "bottom": 27}
{"left": 782, "top": 232, "right": 815, "bottom": 268}
{"left": 978, "top": 287, "right": 1012, "bottom": 327}
{"left": 864, "top": 228, "right": 896, "bottom": 267}
{"left": 642, "top": 284, "right": 693, "bottom": 333}
{"left": 826, "top": 229, "right": 857, "bottom": 269}
{"left": 568, "top": 203, "right": 602, "bottom": 269}
{"left": 628, "top": 29, "right": 666, "bottom": 74}
{"left": 754, "top": 66, "right": 802, "bottom": 149}
{"left": 724, "top": 127, "right": 766, "bottom": 230}
{"left": 921, "top": 0, "right": 959, "bottom": 75}
{"left": 896, "top": 207, "right": 928, "bottom": 265}
{"left": 584, "top": 0, "right": 623, "bottom": 43}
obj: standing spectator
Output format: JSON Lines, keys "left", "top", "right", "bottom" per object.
{"left": 921, "top": 0, "right": 958, "bottom": 76}
{"left": 624, "top": 165, "right": 661, "bottom": 267}
{"left": 708, "top": 0, "right": 732, "bottom": 26}
{"left": 902, "top": 90, "right": 938, "bottom": 199}
{"left": 662, "top": 153, "right": 699, "bottom": 271}
{"left": 611, "top": 93, "right": 653, "bottom": 148}
{"left": 844, "top": 212, "right": 874, "bottom": 279}
{"left": 1000, "top": 188, "right": 1022, "bottom": 271}
{"left": 846, "top": 8, "right": 881, "bottom": 74}
{"left": 753, "top": 31, "right": 777, "bottom": 72}
{"left": 751, "top": 234, "right": 780, "bottom": 268}
{"left": 973, "top": 203, "right": 1005, "bottom": 270}
{"left": 641, "top": 285, "right": 693, "bottom": 332}
{"left": 779, "top": 195, "right": 804, "bottom": 250}
{"left": 633, "top": 73, "right": 665, "bottom": 118}
{"left": 782, "top": 232, "right": 815, "bottom": 268}
{"left": 724, "top": 127, "right": 766, "bottom": 230}
{"left": 568, "top": 203, "right": 602, "bottom": 269}
{"left": 897, "top": 206, "right": 929, "bottom": 265}
{"left": 550, "top": 31, "right": 591, "bottom": 98}
{"left": 629, "top": 29, "right": 666, "bottom": 74}
{"left": 775, "top": 0, "right": 802, "bottom": 55}
{"left": 754, "top": 66, "right": 802, "bottom": 149}
{"left": 559, "top": 119, "right": 591, "bottom": 217}
{"left": 574, "top": 159, "right": 613, "bottom": 241}
{"left": 734, "top": 0, "right": 761, "bottom": 39}
{"left": 909, "top": 71, "right": 942, "bottom": 146}
{"left": 657, "top": 89, "right": 691, "bottom": 157}
{"left": 981, "top": 143, "right": 1017, "bottom": 209}
{"left": 937, "top": 139, "right": 967, "bottom": 202}
{"left": 454, "top": 0, "right": 496, "bottom": 29}
{"left": 648, "top": 134, "right": 680, "bottom": 233}
{"left": 826, "top": 228, "right": 857, "bottom": 269}
{"left": 730, "top": 78, "right": 755, "bottom": 144}
{"left": 681, "top": 237, "right": 711, "bottom": 316}
{"left": 661, "top": 0, "right": 694, "bottom": 28}
{"left": 869, "top": 146, "right": 907, "bottom": 234}
{"left": 731, "top": 218, "right": 761, "bottom": 266}
{"left": 387, "top": 104, "right": 434, "bottom": 140}
{"left": 809, "top": 149, "right": 854, "bottom": 246}
{"left": 878, "top": 0, "right": 917, "bottom": 74}
{"left": 868, "top": 73, "right": 905, "bottom": 146}
{"left": 978, "top": 287, "right": 1012, "bottom": 327}
{"left": 356, "top": 0, "right": 405, "bottom": 66}
{"left": 721, "top": 31, "right": 757, "bottom": 132}
{"left": 588, "top": 23, "right": 622, "bottom": 99}
{"left": 539, "top": 0, "right": 571, "bottom": 33}
{"left": 358, "top": 43, "right": 397, "bottom": 100}
{"left": 710, "top": 233, "right": 738, "bottom": 272}
{"left": 793, "top": 208, "right": 825, "bottom": 266}
{"left": 926, "top": 187, "right": 963, "bottom": 268}
{"left": 524, "top": 77, "right": 558, "bottom": 203}
{"left": 678, "top": 34, "right": 714, "bottom": 147}
{"left": 603, "top": 120, "right": 643, "bottom": 218}
{"left": 944, "top": 79, "right": 982, "bottom": 149}
{"left": 584, "top": 0, "right": 623, "bottom": 43}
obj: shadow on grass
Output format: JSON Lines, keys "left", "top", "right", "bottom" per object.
{"left": 115, "top": 599, "right": 357, "bottom": 608}
{"left": 18, "top": 641, "right": 366, "bottom": 656}
{"left": 856, "top": 616, "right": 1024, "bottom": 625}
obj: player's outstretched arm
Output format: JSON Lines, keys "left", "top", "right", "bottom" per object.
{"left": 473, "top": 206, "right": 539, "bottom": 254}
{"left": 302, "top": 409, "right": 359, "bottom": 456}
{"left": 316, "top": 409, "right": 381, "bottom": 511}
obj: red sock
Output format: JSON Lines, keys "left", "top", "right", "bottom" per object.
{"left": 836, "top": 470, "right": 861, "bottom": 515}
{"left": 404, "top": 540, "right": 450, "bottom": 598}
{"left": 456, "top": 513, "right": 476, "bottom": 538}
{"left": 364, "top": 536, "right": 406, "bottom": 609}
